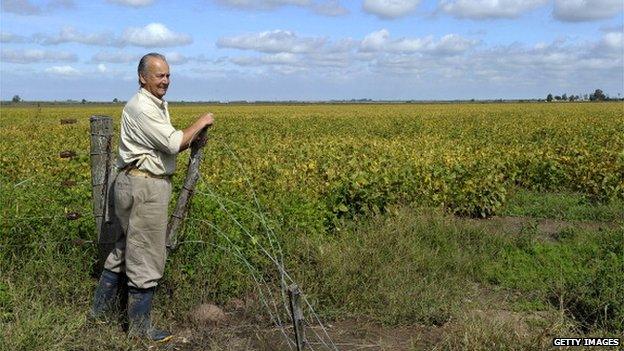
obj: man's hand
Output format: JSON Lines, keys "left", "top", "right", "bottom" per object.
{"left": 191, "top": 113, "right": 213, "bottom": 148}
{"left": 199, "top": 112, "right": 214, "bottom": 128}
{"left": 180, "top": 112, "right": 215, "bottom": 152}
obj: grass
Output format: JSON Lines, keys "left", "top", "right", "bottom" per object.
{"left": 2, "top": 190, "right": 623, "bottom": 350}
{"left": 501, "top": 188, "right": 624, "bottom": 222}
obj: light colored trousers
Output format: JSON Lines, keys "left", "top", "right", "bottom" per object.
{"left": 104, "top": 171, "right": 171, "bottom": 289}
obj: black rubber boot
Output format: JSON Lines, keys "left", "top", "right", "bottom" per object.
{"left": 127, "top": 287, "right": 172, "bottom": 342}
{"left": 90, "top": 269, "right": 120, "bottom": 321}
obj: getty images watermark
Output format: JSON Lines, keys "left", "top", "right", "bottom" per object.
{"left": 553, "top": 338, "right": 620, "bottom": 347}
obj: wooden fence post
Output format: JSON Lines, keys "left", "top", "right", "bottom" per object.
{"left": 166, "top": 127, "right": 208, "bottom": 251}
{"left": 89, "top": 115, "right": 115, "bottom": 274}
{"left": 288, "top": 284, "right": 305, "bottom": 351}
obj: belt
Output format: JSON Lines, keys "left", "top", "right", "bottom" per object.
{"left": 125, "top": 167, "right": 171, "bottom": 180}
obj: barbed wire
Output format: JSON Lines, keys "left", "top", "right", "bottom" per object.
{"left": 0, "top": 135, "right": 338, "bottom": 350}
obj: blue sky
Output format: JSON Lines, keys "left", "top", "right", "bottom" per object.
{"left": 1, "top": 0, "right": 622, "bottom": 101}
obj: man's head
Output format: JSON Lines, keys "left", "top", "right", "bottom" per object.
{"left": 138, "top": 53, "right": 170, "bottom": 100}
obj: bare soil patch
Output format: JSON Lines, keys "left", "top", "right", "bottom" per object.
{"left": 460, "top": 215, "right": 617, "bottom": 241}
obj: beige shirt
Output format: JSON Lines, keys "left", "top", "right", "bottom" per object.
{"left": 116, "top": 88, "right": 183, "bottom": 176}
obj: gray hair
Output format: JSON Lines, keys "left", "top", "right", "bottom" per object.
{"left": 137, "top": 52, "right": 167, "bottom": 86}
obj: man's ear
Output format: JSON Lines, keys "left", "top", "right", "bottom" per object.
{"left": 139, "top": 73, "right": 147, "bottom": 86}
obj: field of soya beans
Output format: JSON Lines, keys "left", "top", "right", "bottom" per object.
{"left": 1, "top": 102, "right": 623, "bottom": 350}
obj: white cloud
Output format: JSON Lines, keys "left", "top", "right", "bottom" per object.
{"left": 362, "top": 0, "right": 421, "bottom": 19}
{"left": 48, "top": 0, "right": 74, "bottom": 10}
{"left": 107, "top": 0, "right": 155, "bottom": 7}
{"left": 97, "top": 64, "right": 107, "bottom": 72}
{"left": 596, "top": 31, "right": 623, "bottom": 53}
{"left": 165, "top": 52, "right": 189, "bottom": 64}
{"left": 312, "top": 0, "right": 348, "bottom": 16}
{"left": 1, "top": 0, "right": 41, "bottom": 15}
{"left": 29, "top": 23, "right": 191, "bottom": 48}
{"left": 214, "top": 29, "right": 620, "bottom": 94}
{"left": 121, "top": 23, "right": 192, "bottom": 47}
{"left": 217, "top": 30, "right": 326, "bottom": 53}
{"left": 231, "top": 52, "right": 299, "bottom": 66}
{"left": 90, "top": 51, "right": 199, "bottom": 65}
{"left": 92, "top": 51, "right": 140, "bottom": 63}
{"left": 216, "top": 0, "right": 348, "bottom": 15}
{"left": 36, "top": 27, "right": 117, "bottom": 46}
{"left": 45, "top": 65, "right": 80, "bottom": 76}
{"left": 218, "top": 0, "right": 310, "bottom": 9}
{"left": 360, "top": 29, "right": 478, "bottom": 54}
{"left": 439, "top": 0, "right": 548, "bottom": 19}
{"left": 360, "top": 29, "right": 392, "bottom": 51}
{"left": 1, "top": 31, "right": 28, "bottom": 43}
{"left": 1, "top": 49, "right": 77, "bottom": 63}
{"left": 1, "top": 0, "right": 74, "bottom": 15}
{"left": 553, "top": 0, "right": 623, "bottom": 22}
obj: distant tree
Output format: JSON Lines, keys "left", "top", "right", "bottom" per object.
{"left": 569, "top": 95, "right": 576, "bottom": 102}
{"left": 81, "top": 99, "right": 87, "bottom": 104}
{"left": 561, "top": 93, "right": 567, "bottom": 101}
{"left": 590, "top": 89, "right": 606, "bottom": 101}
{"left": 113, "top": 98, "right": 118, "bottom": 103}
{"left": 555, "top": 95, "right": 561, "bottom": 101}
{"left": 547, "top": 93, "right": 553, "bottom": 102}
{"left": 12, "top": 95, "right": 21, "bottom": 103}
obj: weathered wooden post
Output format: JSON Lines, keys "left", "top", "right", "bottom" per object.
{"left": 90, "top": 115, "right": 115, "bottom": 273}
{"left": 288, "top": 284, "right": 305, "bottom": 351}
{"left": 166, "top": 127, "right": 209, "bottom": 251}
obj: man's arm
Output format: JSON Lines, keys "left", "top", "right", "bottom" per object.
{"left": 179, "top": 113, "right": 214, "bottom": 152}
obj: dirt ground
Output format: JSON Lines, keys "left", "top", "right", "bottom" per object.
{"left": 150, "top": 286, "right": 555, "bottom": 351}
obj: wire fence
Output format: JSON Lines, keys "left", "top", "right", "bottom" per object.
{"left": 1, "top": 137, "right": 339, "bottom": 350}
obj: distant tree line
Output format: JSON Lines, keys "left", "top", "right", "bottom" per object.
{"left": 546, "top": 89, "right": 616, "bottom": 102}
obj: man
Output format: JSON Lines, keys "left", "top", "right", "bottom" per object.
{"left": 90, "top": 52, "right": 214, "bottom": 342}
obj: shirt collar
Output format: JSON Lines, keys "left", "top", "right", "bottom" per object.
{"left": 140, "top": 88, "right": 167, "bottom": 109}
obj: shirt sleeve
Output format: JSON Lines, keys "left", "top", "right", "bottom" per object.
{"left": 134, "top": 109, "right": 183, "bottom": 155}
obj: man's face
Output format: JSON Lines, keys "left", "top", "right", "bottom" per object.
{"left": 140, "top": 58, "right": 170, "bottom": 100}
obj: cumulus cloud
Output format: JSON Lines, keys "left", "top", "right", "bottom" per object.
{"left": 29, "top": 23, "right": 192, "bottom": 48}
{"left": 553, "top": 0, "right": 623, "bottom": 22}
{"left": 360, "top": 29, "right": 478, "bottom": 54}
{"left": 48, "top": 0, "right": 74, "bottom": 10}
{"left": 596, "top": 31, "right": 623, "bottom": 53}
{"left": 45, "top": 65, "right": 80, "bottom": 76}
{"left": 107, "top": 0, "right": 155, "bottom": 7}
{"left": 1, "top": 31, "right": 28, "bottom": 43}
{"left": 217, "top": 30, "right": 326, "bottom": 53}
{"left": 216, "top": 29, "right": 483, "bottom": 80}
{"left": 122, "top": 23, "right": 193, "bottom": 47}
{"left": 218, "top": 0, "right": 310, "bottom": 9}
{"left": 312, "top": 0, "right": 348, "bottom": 16}
{"left": 1, "top": 49, "right": 77, "bottom": 63}
{"left": 216, "top": 0, "right": 348, "bottom": 16}
{"left": 91, "top": 51, "right": 140, "bottom": 63}
{"left": 451, "top": 34, "right": 623, "bottom": 86}
{"left": 230, "top": 52, "right": 299, "bottom": 66}
{"left": 1, "top": 0, "right": 74, "bottom": 15}
{"left": 1, "top": 0, "right": 41, "bottom": 15}
{"left": 362, "top": 0, "right": 421, "bottom": 19}
{"left": 165, "top": 52, "right": 189, "bottom": 64}
{"left": 90, "top": 51, "right": 200, "bottom": 65}
{"left": 36, "top": 27, "right": 117, "bottom": 46}
{"left": 212, "top": 27, "right": 622, "bottom": 98}
{"left": 439, "top": 0, "right": 548, "bottom": 19}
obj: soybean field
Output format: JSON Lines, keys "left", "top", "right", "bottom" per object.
{"left": 1, "top": 102, "right": 623, "bottom": 350}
